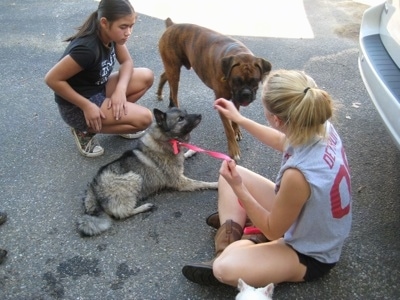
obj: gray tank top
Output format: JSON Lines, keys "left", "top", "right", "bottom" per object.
{"left": 276, "top": 122, "right": 352, "bottom": 263}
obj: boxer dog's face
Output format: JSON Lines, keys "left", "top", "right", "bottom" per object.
{"left": 222, "top": 55, "right": 271, "bottom": 107}
{"left": 229, "top": 66, "right": 262, "bottom": 106}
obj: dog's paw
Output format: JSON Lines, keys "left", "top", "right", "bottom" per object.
{"left": 134, "top": 203, "right": 155, "bottom": 214}
{"left": 184, "top": 149, "right": 197, "bottom": 159}
{"left": 228, "top": 151, "right": 241, "bottom": 161}
{"left": 235, "top": 131, "right": 243, "bottom": 141}
{"left": 144, "top": 203, "right": 155, "bottom": 211}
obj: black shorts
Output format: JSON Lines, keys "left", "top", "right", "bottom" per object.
{"left": 57, "top": 92, "right": 106, "bottom": 132}
{"left": 295, "top": 250, "right": 336, "bottom": 281}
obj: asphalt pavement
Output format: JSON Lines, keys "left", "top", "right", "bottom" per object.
{"left": 0, "top": 0, "right": 399, "bottom": 299}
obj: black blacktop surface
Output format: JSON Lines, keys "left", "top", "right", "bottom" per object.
{"left": 0, "top": 0, "right": 399, "bottom": 299}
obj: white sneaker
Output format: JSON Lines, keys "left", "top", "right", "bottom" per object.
{"left": 119, "top": 130, "right": 146, "bottom": 139}
{"left": 71, "top": 128, "right": 104, "bottom": 157}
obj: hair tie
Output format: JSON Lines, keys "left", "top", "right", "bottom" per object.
{"left": 303, "top": 87, "right": 311, "bottom": 94}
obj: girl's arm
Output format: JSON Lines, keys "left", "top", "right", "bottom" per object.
{"left": 220, "top": 161, "right": 309, "bottom": 240}
{"left": 236, "top": 116, "right": 286, "bottom": 152}
{"left": 44, "top": 55, "right": 105, "bottom": 132}
{"left": 246, "top": 168, "right": 310, "bottom": 240}
{"left": 214, "top": 98, "right": 286, "bottom": 152}
{"left": 114, "top": 44, "right": 134, "bottom": 91}
{"left": 108, "top": 44, "right": 134, "bottom": 120}
{"left": 45, "top": 55, "right": 88, "bottom": 109}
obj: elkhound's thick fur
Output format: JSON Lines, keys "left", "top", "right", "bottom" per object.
{"left": 78, "top": 107, "right": 218, "bottom": 236}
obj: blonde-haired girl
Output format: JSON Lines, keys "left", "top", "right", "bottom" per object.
{"left": 183, "top": 70, "right": 352, "bottom": 287}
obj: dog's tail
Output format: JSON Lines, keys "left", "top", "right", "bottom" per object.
{"left": 77, "top": 185, "right": 112, "bottom": 236}
{"left": 165, "top": 17, "right": 174, "bottom": 28}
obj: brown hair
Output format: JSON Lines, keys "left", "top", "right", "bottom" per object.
{"left": 64, "top": 0, "right": 135, "bottom": 42}
{"left": 262, "top": 70, "right": 335, "bottom": 146}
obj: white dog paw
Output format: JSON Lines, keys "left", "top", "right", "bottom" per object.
{"left": 134, "top": 203, "right": 155, "bottom": 214}
{"left": 184, "top": 149, "right": 197, "bottom": 159}
{"left": 143, "top": 203, "right": 155, "bottom": 211}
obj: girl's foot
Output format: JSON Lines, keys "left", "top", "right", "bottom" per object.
{"left": 119, "top": 130, "right": 146, "bottom": 139}
{"left": 71, "top": 128, "right": 104, "bottom": 157}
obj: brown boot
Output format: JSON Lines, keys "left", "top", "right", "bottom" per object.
{"left": 241, "top": 226, "right": 270, "bottom": 244}
{"left": 206, "top": 212, "right": 252, "bottom": 230}
{"left": 182, "top": 219, "right": 242, "bottom": 285}
{"left": 205, "top": 212, "right": 220, "bottom": 229}
{"left": 241, "top": 233, "right": 269, "bottom": 244}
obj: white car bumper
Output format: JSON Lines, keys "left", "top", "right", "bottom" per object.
{"left": 358, "top": 2, "right": 400, "bottom": 150}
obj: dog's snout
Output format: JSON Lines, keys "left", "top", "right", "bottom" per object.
{"left": 240, "top": 89, "right": 253, "bottom": 99}
{"left": 234, "top": 88, "right": 255, "bottom": 106}
{"left": 192, "top": 114, "right": 202, "bottom": 126}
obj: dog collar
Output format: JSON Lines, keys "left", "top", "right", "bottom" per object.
{"left": 170, "top": 139, "right": 180, "bottom": 154}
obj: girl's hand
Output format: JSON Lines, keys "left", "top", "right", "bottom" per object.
{"left": 214, "top": 98, "right": 242, "bottom": 123}
{"left": 219, "top": 160, "right": 243, "bottom": 188}
{"left": 108, "top": 88, "right": 128, "bottom": 120}
{"left": 83, "top": 102, "right": 106, "bottom": 132}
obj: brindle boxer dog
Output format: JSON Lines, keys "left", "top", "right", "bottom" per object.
{"left": 157, "top": 18, "right": 272, "bottom": 160}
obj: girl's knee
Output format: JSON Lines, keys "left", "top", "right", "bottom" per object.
{"left": 144, "top": 108, "right": 153, "bottom": 124}
{"left": 134, "top": 67, "right": 154, "bottom": 88}
{"left": 144, "top": 68, "right": 154, "bottom": 86}
{"left": 137, "top": 108, "right": 153, "bottom": 129}
{"left": 213, "top": 256, "right": 238, "bottom": 286}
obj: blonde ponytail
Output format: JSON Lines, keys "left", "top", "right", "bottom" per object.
{"left": 262, "top": 70, "right": 335, "bottom": 146}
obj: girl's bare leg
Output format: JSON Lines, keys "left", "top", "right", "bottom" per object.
{"left": 101, "top": 68, "right": 154, "bottom": 134}
{"left": 218, "top": 165, "right": 277, "bottom": 227}
{"left": 214, "top": 166, "right": 303, "bottom": 287}
{"left": 106, "top": 67, "right": 154, "bottom": 103}
{"left": 213, "top": 238, "right": 306, "bottom": 287}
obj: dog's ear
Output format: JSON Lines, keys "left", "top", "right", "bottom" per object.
{"left": 221, "top": 56, "right": 237, "bottom": 81}
{"left": 165, "top": 17, "right": 174, "bottom": 27}
{"left": 153, "top": 108, "right": 166, "bottom": 126}
{"left": 237, "top": 278, "right": 248, "bottom": 292}
{"left": 256, "top": 58, "right": 272, "bottom": 80}
{"left": 259, "top": 283, "right": 274, "bottom": 298}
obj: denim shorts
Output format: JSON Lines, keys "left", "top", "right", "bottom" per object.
{"left": 295, "top": 250, "right": 336, "bottom": 281}
{"left": 57, "top": 92, "right": 106, "bottom": 132}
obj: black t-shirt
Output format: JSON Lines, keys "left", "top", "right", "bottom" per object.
{"left": 55, "top": 34, "right": 116, "bottom": 105}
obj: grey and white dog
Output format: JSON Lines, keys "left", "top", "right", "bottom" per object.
{"left": 78, "top": 107, "right": 218, "bottom": 236}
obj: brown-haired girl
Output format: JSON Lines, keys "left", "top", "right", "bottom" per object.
{"left": 182, "top": 70, "right": 352, "bottom": 287}
{"left": 45, "top": 0, "right": 153, "bottom": 157}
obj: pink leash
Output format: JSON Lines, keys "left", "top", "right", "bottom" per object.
{"left": 170, "top": 140, "right": 263, "bottom": 235}
{"left": 170, "top": 139, "right": 231, "bottom": 161}
{"left": 243, "top": 226, "right": 262, "bottom": 235}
